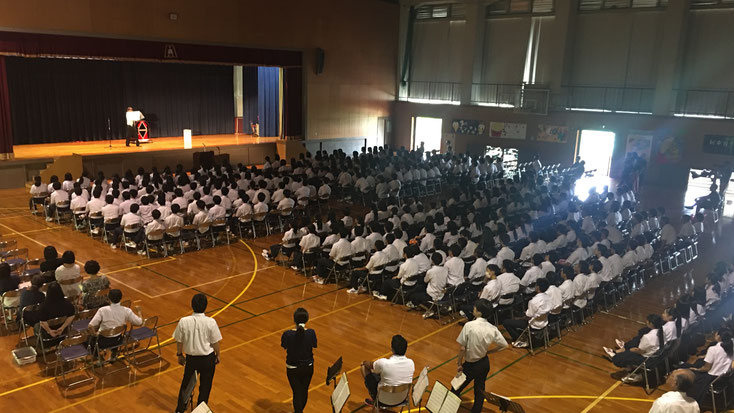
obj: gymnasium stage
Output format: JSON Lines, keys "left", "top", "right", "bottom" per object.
{"left": 1, "top": 134, "right": 284, "bottom": 189}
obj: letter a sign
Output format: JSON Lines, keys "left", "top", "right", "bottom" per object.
{"left": 164, "top": 44, "right": 178, "bottom": 59}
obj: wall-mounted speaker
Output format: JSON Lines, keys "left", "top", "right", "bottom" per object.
{"left": 315, "top": 47, "right": 325, "bottom": 75}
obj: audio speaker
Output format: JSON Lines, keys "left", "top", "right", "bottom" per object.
{"left": 315, "top": 48, "right": 325, "bottom": 75}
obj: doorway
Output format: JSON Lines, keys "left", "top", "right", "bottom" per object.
{"left": 577, "top": 129, "right": 615, "bottom": 177}
{"left": 412, "top": 117, "right": 443, "bottom": 153}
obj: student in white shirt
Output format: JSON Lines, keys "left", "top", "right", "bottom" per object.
{"left": 164, "top": 204, "right": 185, "bottom": 238}
{"left": 208, "top": 196, "right": 227, "bottom": 222}
{"left": 360, "top": 335, "right": 415, "bottom": 405}
{"left": 192, "top": 200, "right": 211, "bottom": 233}
{"left": 117, "top": 203, "right": 144, "bottom": 247}
{"left": 348, "top": 240, "right": 389, "bottom": 294}
{"left": 144, "top": 209, "right": 167, "bottom": 243}
{"left": 406, "top": 252, "right": 448, "bottom": 314}
{"left": 466, "top": 247, "right": 488, "bottom": 286}
{"left": 46, "top": 181, "right": 69, "bottom": 221}
{"left": 660, "top": 216, "right": 677, "bottom": 245}
{"left": 502, "top": 278, "right": 553, "bottom": 347}
{"left": 496, "top": 234, "right": 515, "bottom": 263}
{"left": 444, "top": 244, "right": 466, "bottom": 287}
{"left": 520, "top": 254, "right": 544, "bottom": 294}
{"left": 313, "top": 228, "right": 353, "bottom": 285}
{"left": 253, "top": 192, "right": 269, "bottom": 220}
{"left": 604, "top": 314, "right": 665, "bottom": 382}
{"left": 375, "top": 245, "right": 420, "bottom": 300}
{"left": 29, "top": 176, "right": 47, "bottom": 211}
{"left": 688, "top": 329, "right": 734, "bottom": 404}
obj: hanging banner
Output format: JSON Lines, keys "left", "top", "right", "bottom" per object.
{"left": 489, "top": 122, "right": 526, "bottom": 140}
{"left": 703, "top": 134, "right": 734, "bottom": 157}
{"left": 536, "top": 125, "right": 571, "bottom": 143}
{"left": 625, "top": 133, "right": 653, "bottom": 161}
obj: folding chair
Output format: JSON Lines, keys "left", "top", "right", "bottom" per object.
{"left": 144, "top": 230, "right": 169, "bottom": 258}
{"left": 103, "top": 218, "right": 121, "bottom": 245}
{"left": 22, "top": 258, "right": 43, "bottom": 280}
{"left": 70, "top": 308, "right": 99, "bottom": 335}
{"left": 18, "top": 303, "right": 40, "bottom": 346}
{"left": 72, "top": 207, "right": 88, "bottom": 231}
{"left": 196, "top": 223, "right": 216, "bottom": 249}
{"left": 237, "top": 214, "right": 255, "bottom": 239}
{"left": 181, "top": 224, "right": 201, "bottom": 251}
{"left": 359, "top": 265, "right": 385, "bottom": 295}
{"left": 122, "top": 223, "right": 143, "bottom": 252}
{"left": 31, "top": 192, "right": 49, "bottom": 215}
{"left": 373, "top": 382, "right": 411, "bottom": 412}
{"left": 93, "top": 325, "right": 130, "bottom": 382}
{"left": 88, "top": 212, "right": 104, "bottom": 237}
{"left": 301, "top": 248, "right": 321, "bottom": 277}
{"left": 37, "top": 316, "right": 71, "bottom": 368}
{"left": 2, "top": 246, "right": 27, "bottom": 267}
{"left": 55, "top": 332, "right": 95, "bottom": 392}
{"left": 516, "top": 324, "right": 550, "bottom": 355}
{"left": 55, "top": 200, "right": 72, "bottom": 224}
{"left": 212, "top": 218, "right": 231, "bottom": 245}
{"left": 253, "top": 212, "right": 269, "bottom": 237}
{"left": 1, "top": 289, "right": 21, "bottom": 331}
{"left": 127, "top": 316, "right": 162, "bottom": 368}
{"left": 165, "top": 227, "right": 185, "bottom": 254}
{"left": 278, "top": 208, "right": 294, "bottom": 233}
{"left": 324, "top": 255, "right": 352, "bottom": 285}
{"left": 704, "top": 370, "right": 734, "bottom": 413}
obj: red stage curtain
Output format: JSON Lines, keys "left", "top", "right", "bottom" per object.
{"left": 283, "top": 68, "right": 303, "bottom": 139}
{"left": 0, "top": 56, "right": 13, "bottom": 159}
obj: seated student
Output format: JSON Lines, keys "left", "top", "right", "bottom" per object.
{"left": 558, "top": 266, "right": 576, "bottom": 312}
{"left": 288, "top": 224, "right": 321, "bottom": 270}
{"left": 520, "top": 254, "right": 545, "bottom": 294}
{"left": 101, "top": 194, "right": 122, "bottom": 225}
{"left": 88, "top": 289, "right": 143, "bottom": 358}
{"left": 461, "top": 264, "right": 502, "bottom": 322}
{"left": 679, "top": 215, "right": 697, "bottom": 238}
{"left": 348, "top": 240, "right": 389, "bottom": 294}
{"left": 444, "top": 244, "right": 466, "bottom": 287}
{"left": 503, "top": 278, "right": 553, "bottom": 348}
{"left": 541, "top": 251, "right": 557, "bottom": 277}
{"left": 466, "top": 247, "right": 487, "bottom": 288}
{"left": 375, "top": 245, "right": 419, "bottom": 301}
{"left": 545, "top": 272, "right": 563, "bottom": 323}
{"left": 138, "top": 196, "right": 156, "bottom": 224}
{"left": 276, "top": 189, "right": 295, "bottom": 212}
{"left": 164, "top": 203, "right": 184, "bottom": 237}
{"left": 496, "top": 234, "right": 515, "bottom": 263}
{"left": 622, "top": 240, "right": 639, "bottom": 269}
{"left": 55, "top": 251, "right": 82, "bottom": 298}
{"left": 192, "top": 200, "right": 211, "bottom": 233}
{"left": 208, "top": 196, "right": 227, "bottom": 221}
{"left": 566, "top": 236, "right": 590, "bottom": 266}
{"left": 117, "top": 203, "right": 144, "bottom": 247}
{"left": 234, "top": 194, "right": 253, "bottom": 219}
{"left": 313, "top": 228, "right": 353, "bottom": 285}
{"left": 687, "top": 328, "right": 734, "bottom": 404}
{"left": 360, "top": 335, "right": 415, "bottom": 407}
{"left": 571, "top": 264, "right": 589, "bottom": 317}
{"left": 253, "top": 192, "right": 269, "bottom": 220}
{"left": 603, "top": 314, "right": 664, "bottom": 383}
{"left": 143, "top": 209, "right": 166, "bottom": 251}
{"left": 520, "top": 232, "right": 542, "bottom": 261}
{"left": 81, "top": 260, "right": 110, "bottom": 309}
{"left": 46, "top": 181, "right": 69, "bottom": 221}
{"left": 27, "top": 282, "right": 75, "bottom": 338}
{"left": 496, "top": 260, "right": 521, "bottom": 307}
{"left": 407, "top": 252, "right": 449, "bottom": 312}
{"left": 29, "top": 175, "right": 47, "bottom": 210}
{"left": 262, "top": 223, "right": 302, "bottom": 261}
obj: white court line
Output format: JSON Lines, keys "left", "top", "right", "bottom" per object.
{"left": 150, "top": 264, "right": 278, "bottom": 298}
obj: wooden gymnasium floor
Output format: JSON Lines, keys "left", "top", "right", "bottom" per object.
{"left": 12, "top": 134, "right": 279, "bottom": 160}
{"left": 0, "top": 185, "right": 729, "bottom": 413}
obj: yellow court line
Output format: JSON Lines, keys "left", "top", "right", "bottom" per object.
{"left": 281, "top": 319, "right": 461, "bottom": 403}
{"left": 46, "top": 298, "right": 374, "bottom": 412}
{"left": 150, "top": 264, "right": 278, "bottom": 298}
{"left": 580, "top": 380, "right": 622, "bottom": 413}
{"left": 1, "top": 240, "right": 256, "bottom": 401}
{"left": 104, "top": 256, "right": 176, "bottom": 275}
{"left": 403, "top": 394, "right": 654, "bottom": 413}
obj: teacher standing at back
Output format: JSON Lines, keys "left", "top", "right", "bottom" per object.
{"left": 281, "top": 308, "right": 317, "bottom": 413}
{"left": 453, "top": 298, "right": 508, "bottom": 413}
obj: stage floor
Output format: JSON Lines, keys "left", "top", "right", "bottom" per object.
{"left": 12, "top": 134, "right": 279, "bottom": 160}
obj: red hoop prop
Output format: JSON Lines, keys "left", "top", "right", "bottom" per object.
{"left": 136, "top": 120, "right": 150, "bottom": 143}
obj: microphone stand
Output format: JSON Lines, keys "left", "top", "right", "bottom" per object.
{"left": 107, "top": 117, "right": 112, "bottom": 149}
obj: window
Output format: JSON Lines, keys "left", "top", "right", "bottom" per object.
{"left": 416, "top": 4, "right": 467, "bottom": 20}
{"left": 691, "top": 0, "right": 734, "bottom": 7}
{"left": 578, "top": 0, "right": 667, "bottom": 10}
{"left": 487, "top": 0, "right": 554, "bottom": 16}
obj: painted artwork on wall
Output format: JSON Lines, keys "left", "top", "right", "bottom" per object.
{"left": 625, "top": 133, "right": 654, "bottom": 161}
{"left": 654, "top": 136, "right": 683, "bottom": 164}
{"left": 536, "top": 125, "right": 571, "bottom": 143}
{"left": 489, "top": 122, "right": 526, "bottom": 140}
{"left": 451, "top": 119, "right": 486, "bottom": 135}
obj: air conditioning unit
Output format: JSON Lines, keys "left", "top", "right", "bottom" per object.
{"left": 515, "top": 87, "right": 549, "bottom": 115}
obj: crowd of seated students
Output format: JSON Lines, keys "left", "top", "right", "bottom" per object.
{"left": 598, "top": 258, "right": 734, "bottom": 409}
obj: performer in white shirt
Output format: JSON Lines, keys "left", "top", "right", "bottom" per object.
{"left": 125, "top": 106, "right": 144, "bottom": 147}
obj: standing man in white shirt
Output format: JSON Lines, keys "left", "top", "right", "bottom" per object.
{"left": 648, "top": 369, "right": 699, "bottom": 413}
{"left": 125, "top": 106, "right": 144, "bottom": 147}
{"left": 453, "top": 299, "right": 508, "bottom": 413}
{"left": 174, "top": 293, "right": 222, "bottom": 413}
{"left": 360, "top": 335, "right": 415, "bottom": 407}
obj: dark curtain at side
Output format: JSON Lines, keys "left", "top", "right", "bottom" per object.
{"left": 5, "top": 57, "right": 234, "bottom": 144}
{"left": 242, "top": 66, "right": 259, "bottom": 130}
{"left": 0, "top": 56, "right": 14, "bottom": 159}
{"left": 257, "top": 67, "right": 280, "bottom": 137}
{"left": 283, "top": 67, "right": 303, "bottom": 139}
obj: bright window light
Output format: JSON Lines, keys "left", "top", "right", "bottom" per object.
{"left": 407, "top": 98, "right": 461, "bottom": 106}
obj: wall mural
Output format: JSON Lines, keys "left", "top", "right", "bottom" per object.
{"left": 536, "top": 125, "right": 571, "bottom": 143}
{"left": 625, "top": 133, "right": 654, "bottom": 161}
{"left": 451, "top": 119, "right": 485, "bottom": 135}
{"left": 489, "top": 122, "right": 527, "bottom": 140}
{"left": 654, "top": 136, "right": 682, "bottom": 164}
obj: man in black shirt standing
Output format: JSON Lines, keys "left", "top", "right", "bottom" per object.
{"left": 281, "top": 308, "right": 317, "bottom": 413}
